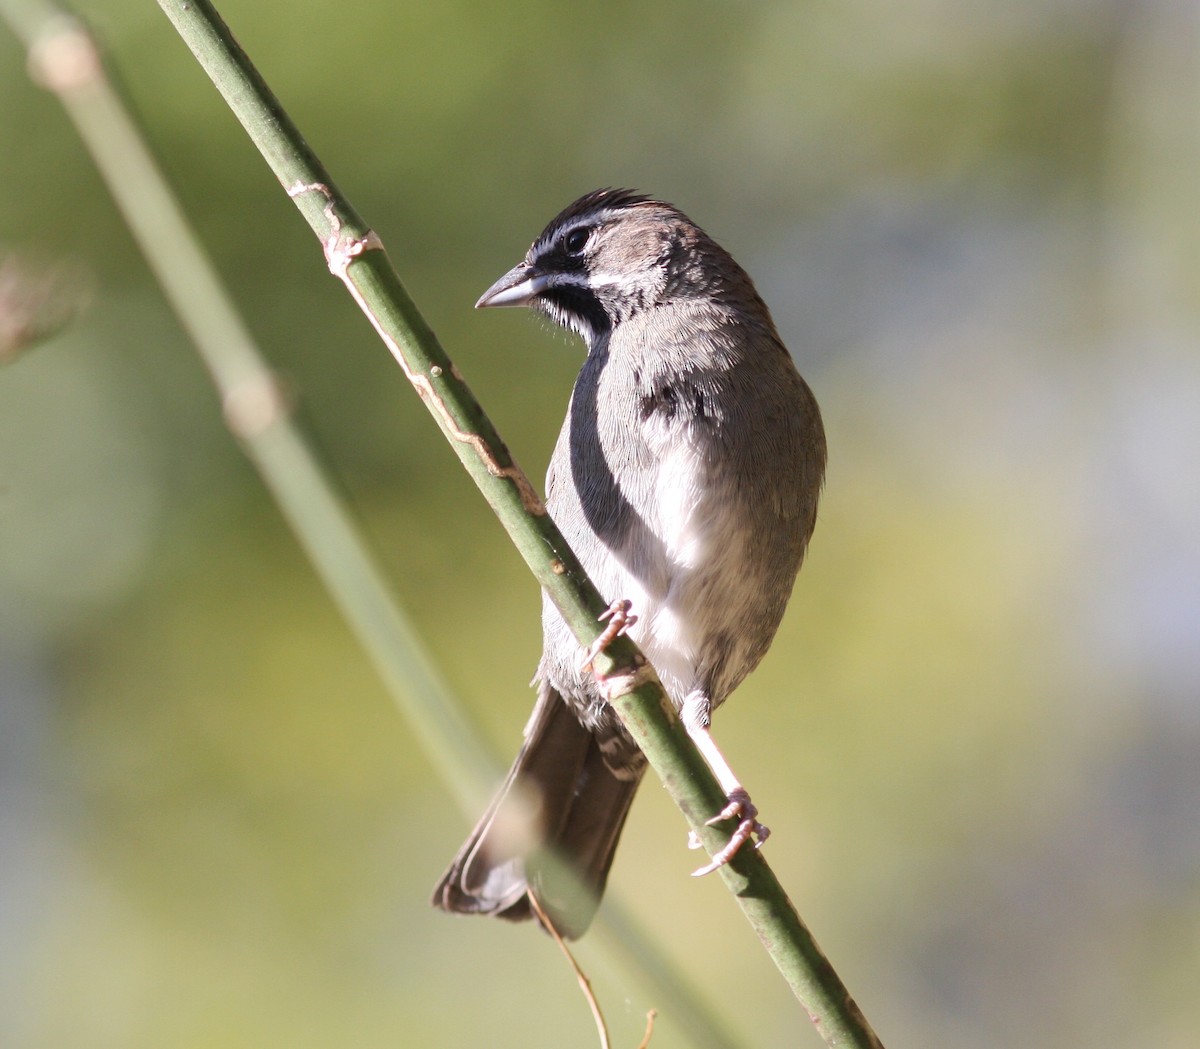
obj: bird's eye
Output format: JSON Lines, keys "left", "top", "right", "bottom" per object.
{"left": 564, "top": 227, "right": 590, "bottom": 256}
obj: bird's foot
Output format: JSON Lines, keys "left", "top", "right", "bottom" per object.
{"left": 689, "top": 788, "right": 770, "bottom": 877}
{"left": 578, "top": 599, "right": 638, "bottom": 673}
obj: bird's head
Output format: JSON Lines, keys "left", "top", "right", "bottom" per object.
{"left": 476, "top": 188, "right": 732, "bottom": 346}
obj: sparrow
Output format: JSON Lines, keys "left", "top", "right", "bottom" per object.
{"left": 432, "top": 189, "right": 825, "bottom": 939}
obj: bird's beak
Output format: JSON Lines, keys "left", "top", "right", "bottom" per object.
{"left": 475, "top": 262, "right": 550, "bottom": 309}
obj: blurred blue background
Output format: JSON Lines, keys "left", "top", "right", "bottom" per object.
{"left": 2, "top": 1, "right": 1199, "bottom": 1046}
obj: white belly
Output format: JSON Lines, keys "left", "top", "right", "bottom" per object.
{"left": 606, "top": 435, "right": 746, "bottom": 705}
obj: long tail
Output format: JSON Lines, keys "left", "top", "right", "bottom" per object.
{"left": 431, "top": 682, "right": 642, "bottom": 940}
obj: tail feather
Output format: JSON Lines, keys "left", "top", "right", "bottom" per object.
{"left": 431, "top": 682, "right": 641, "bottom": 939}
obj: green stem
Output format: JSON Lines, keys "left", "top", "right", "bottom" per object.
{"left": 153, "top": 1, "right": 886, "bottom": 1044}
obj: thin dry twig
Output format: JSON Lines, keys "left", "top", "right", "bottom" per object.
{"left": 528, "top": 891, "right": 614, "bottom": 1049}
{"left": 636, "top": 1009, "right": 659, "bottom": 1049}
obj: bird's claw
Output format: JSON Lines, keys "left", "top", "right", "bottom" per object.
{"left": 690, "top": 788, "right": 770, "bottom": 877}
{"left": 579, "top": 599, "right": 638, "bottom": 673}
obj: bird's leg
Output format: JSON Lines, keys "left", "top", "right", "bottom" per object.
{"left": 578, "top": 599, "right": 638, "bottom": 674}
{"left": 681, "top": 692, "right": 770, "bottom": 877}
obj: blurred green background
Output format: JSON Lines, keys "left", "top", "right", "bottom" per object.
{"left": 3, "top": 1, "right": 1199, "bottom": 1046}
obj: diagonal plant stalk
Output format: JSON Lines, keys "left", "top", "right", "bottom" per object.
{"left": 8, "top": 0, "right": 886, "bottom": 1043}
{"left": 150, "top": 2, "right": 886, "bottom": 1046}
{"left": 1, "top": 5, "right": 745, "bottom": 1049}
